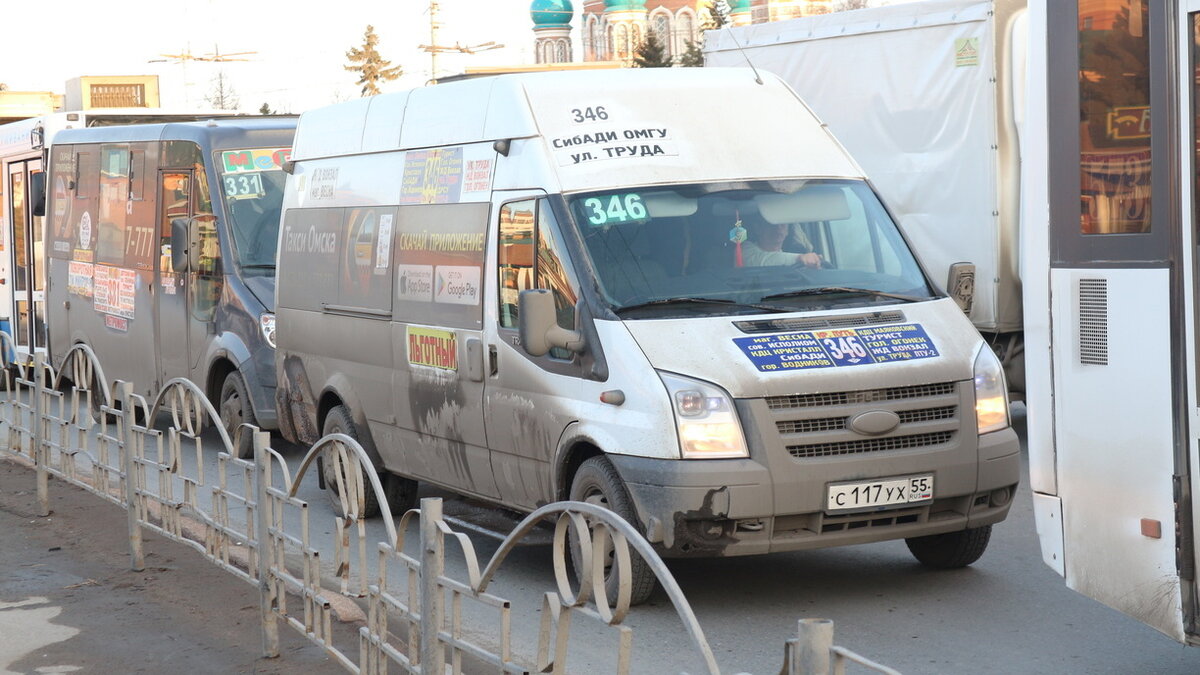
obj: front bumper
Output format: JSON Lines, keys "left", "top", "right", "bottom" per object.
{"left": 608, "top": 420, "right": 1020, "bottom": 558}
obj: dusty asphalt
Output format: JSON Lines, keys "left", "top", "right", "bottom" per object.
{"left": 0, "top": 458, "right": 348, "bottom": 674}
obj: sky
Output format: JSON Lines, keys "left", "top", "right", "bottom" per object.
{"left": 1, "top": 0, "right": 911, "bottom": 115}
{"left": 1, "top": 0, "right": 542, "bottom": 113}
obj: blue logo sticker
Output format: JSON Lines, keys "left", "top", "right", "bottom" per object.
{"left": 733, "top": 324, "right": 939, "bottom": 373}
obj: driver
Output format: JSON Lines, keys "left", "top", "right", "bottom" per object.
{"left": 743, "top": 220, "right": 822, "bottom": 268}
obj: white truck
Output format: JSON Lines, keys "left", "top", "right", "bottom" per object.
{"left": 705, "top": 0, "right": 1028, "bottom": 392}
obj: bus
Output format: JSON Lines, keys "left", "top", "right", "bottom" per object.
{"left": 1025, "top": 0, "right": 1199, "bottom": 643}
{"left": 43, "top": 118, "right": 295, "bottom": 455}
{"left": 0, "top": 110, "right": 240, "bottom": 360}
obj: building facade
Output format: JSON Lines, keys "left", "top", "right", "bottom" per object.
{"left": 532, "top": 0, "right": 838, "bottom": 66}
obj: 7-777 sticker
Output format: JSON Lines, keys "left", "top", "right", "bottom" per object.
{"left": 733, "top": 324, "right": 940, "bottom": 373}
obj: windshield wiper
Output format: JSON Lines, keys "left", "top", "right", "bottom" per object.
{"left": 760, "top": 286, "right": 928, "bottom": 303}
{"left": 615, "top": 296, "right": 791, "bottom": 315}
{"left": 240, "top": 263, "right": 276, "bottom": 270}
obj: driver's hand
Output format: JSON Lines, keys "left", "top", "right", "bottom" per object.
{"left": 796, "top": 252, "right": 822, "bottom": 268}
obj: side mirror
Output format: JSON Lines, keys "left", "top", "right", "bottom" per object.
{"left": 30, "top": 172, "right": 46, "bottom": 217}
{"left": 946, "top": 262, "right": 975, "bottom": 315}
{"left": 170, "top": 218, "right": 193, "bottom": 273}
{"left": 518, "top": 289, "right": 585, "bottom": 357}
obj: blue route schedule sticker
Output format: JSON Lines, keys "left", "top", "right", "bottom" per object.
{"left": 733, "top": 324, "right": 939, "bottom": 373}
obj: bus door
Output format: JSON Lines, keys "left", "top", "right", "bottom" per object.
{"left": 156, "top": 170, "right": 191, "bottom": 383}
{"left": 1041, "top": 0, "right": 1193, "bottom": 642}
{"left": 6, "top": 158, "right": 47, "bottom": 356}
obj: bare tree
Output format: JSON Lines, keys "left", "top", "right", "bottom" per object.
{"left": 831, "top": 0, "right": 871, "bottom": 11}
{"left": 205, "top": 71, "right": 240, "bottom": 110}
{"left": 345, "top": 25, "right": 403, "bottom": 97}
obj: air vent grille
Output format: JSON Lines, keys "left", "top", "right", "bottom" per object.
{"left": 1079, "top": 278, "right": 1108, "bottom": 366}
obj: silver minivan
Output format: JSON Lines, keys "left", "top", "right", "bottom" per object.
{"left": 275, "top": 70, "right": 1019, "bottom": 603}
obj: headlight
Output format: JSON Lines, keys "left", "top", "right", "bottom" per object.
{"left": 260, "top": 313, "right": 276, "bottom": 348}
{"left": 974, "top": 344, "right": 1009, "bottom": 434}
{"left": 658, "top": 371, "right": 749, "bottom": 459}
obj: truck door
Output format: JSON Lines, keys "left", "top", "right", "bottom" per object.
{"left": 484, "top": 193, "right": 585, "bottom": 510}
{"left": 156, "top": 171, "right": 191, "bottom": 383}
{"left": 7, "top": 158, "right": 47, "bottom": 356}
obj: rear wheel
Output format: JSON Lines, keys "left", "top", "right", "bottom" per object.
{"left": 218, "top": 371, "right": 256, "bottom": 459}
{"left": 905, "top": 525, "right": 992, "bottom": 569}
{"left": 321, "top": 405, "right": 417, "bottom": 518}
{"left": 568, "top": 456, "right": 658, "bottom": 606}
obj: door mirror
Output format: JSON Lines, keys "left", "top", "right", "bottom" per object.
{"left": 946, "top": 262, "right": 975, "bottom": 315}
{"left": 518, "top": 289, "right": 585, "bottom": 357}
{"left": 170, "top": 218, "right": 195, "bottom": 273}
{"left": 29, "top": 171, "right": 46, "bottom": 217}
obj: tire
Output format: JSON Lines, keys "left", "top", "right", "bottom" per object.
{"left": 568, "top": 456, "right": 658, "bottom": 606}
{"left": 906, "top": 525, "right": 992, "bottom": 569}
{"left": 321, "top": 405, "right": 417, "bottom": 518}
{"left": 218, "top": 371, "right": 256, "bottom": 459}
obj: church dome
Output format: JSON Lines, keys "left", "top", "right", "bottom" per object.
{"left": 531, "top": 0, "right": 574, "bottom": 26}
{"left": 603, "top": 0, "right": 647, "bottom": 11}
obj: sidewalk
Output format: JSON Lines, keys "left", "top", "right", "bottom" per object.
{"left": 0, "top": 459, "right": 347, "bottom": 674}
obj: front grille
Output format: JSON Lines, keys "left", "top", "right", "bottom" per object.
{"left": 766, "top": 382, "right": 956, "bottom": 410}
{"left": 761, "top": 380, "right": 963, "bottom": 460}
{"left": 787, "top": 431, "right": 955, "bottom": 459}
{"left": 776, "top": 405, "right": 956, "bottom": 436}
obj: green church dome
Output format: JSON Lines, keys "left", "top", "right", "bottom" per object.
{"left": 531, "top": 0, "right": 574, "bottom": 26}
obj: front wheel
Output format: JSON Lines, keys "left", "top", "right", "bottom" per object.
{"left": 568, "top": 456, "right": 658, "bottom": 606}
{"left": 905, "top": 525, "right": 992, "bottom": 569}
{"left": 219, "top": 371, "right": 256, "bottom": 459}
{"left": 321, "top": 405, "right": 417, "bottom": 518}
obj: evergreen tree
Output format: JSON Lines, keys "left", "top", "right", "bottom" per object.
{"left": 678, "top": 40, "right": 705, "bottom": 67}
{"left": 702, "top": 0, "right": 730, "bottom": 30}
{"left": 633, "top": 34, "right": 672, "bottom": 68}
{"left": 345, "top": 25, "right": 403, "bottom": 97}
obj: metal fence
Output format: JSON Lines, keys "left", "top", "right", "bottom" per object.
{"left": 0, "top": 334, "right": 898, "bottom": 674}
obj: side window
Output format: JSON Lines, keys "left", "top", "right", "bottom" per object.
{"left": 497, "top": 200, "right": 535, "bottom": 329}
{"left": 159, "top": 172, "right": 191, "bottom": 271}
{"left": 536, "top": 204, "right": 579, "bottom": 360}
{"left": 96, "top": 146, "right": 129, "bottom": 266}
{"left": 825, "top": 188, "right": 902, "bottom": 275}
{"left": 191, "top": 170, "right": 222, "bottom": 321}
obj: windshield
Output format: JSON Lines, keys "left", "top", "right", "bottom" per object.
{"left": 218, "top": 147, "right": 289, "bottom": 272}
{"left": 568, "top": 179, "right": 935, "bottom": 317}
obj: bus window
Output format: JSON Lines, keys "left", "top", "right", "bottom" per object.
{"left": 97, "top": 146, "right": 129, "bottom": 266}
{"left": 190, "top": 170, "right": 222, "bottom": 321}
{"left": 159, "top": 172, "right": 191, "bottom": 271}
{"left": 498, "top": 200, "right": 535, "bottom": 329}
{"left": 1078, "top": 0, "right": 1152, "bottom": 234}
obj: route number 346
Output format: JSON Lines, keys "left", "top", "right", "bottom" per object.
{"left": 571, "top": 106, "right": 608, "bottom": 123}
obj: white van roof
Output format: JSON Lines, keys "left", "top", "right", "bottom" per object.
{"left": 291, "top": 68, "right": 863, "bottom": 193}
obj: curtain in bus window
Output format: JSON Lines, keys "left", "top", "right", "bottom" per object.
{"left": 1078, "top": 0, "right": 1151, "bottom": 234}
{"left": 10, "top": 171, "right": 27, "bottom": 293}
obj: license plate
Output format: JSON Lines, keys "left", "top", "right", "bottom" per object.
{"left": 826, "top": 474, "right": 934, "bottom": 512}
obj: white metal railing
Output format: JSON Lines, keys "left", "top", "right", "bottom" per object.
{"left": 0, "top": 337, "right": 899, "bottom": 674}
